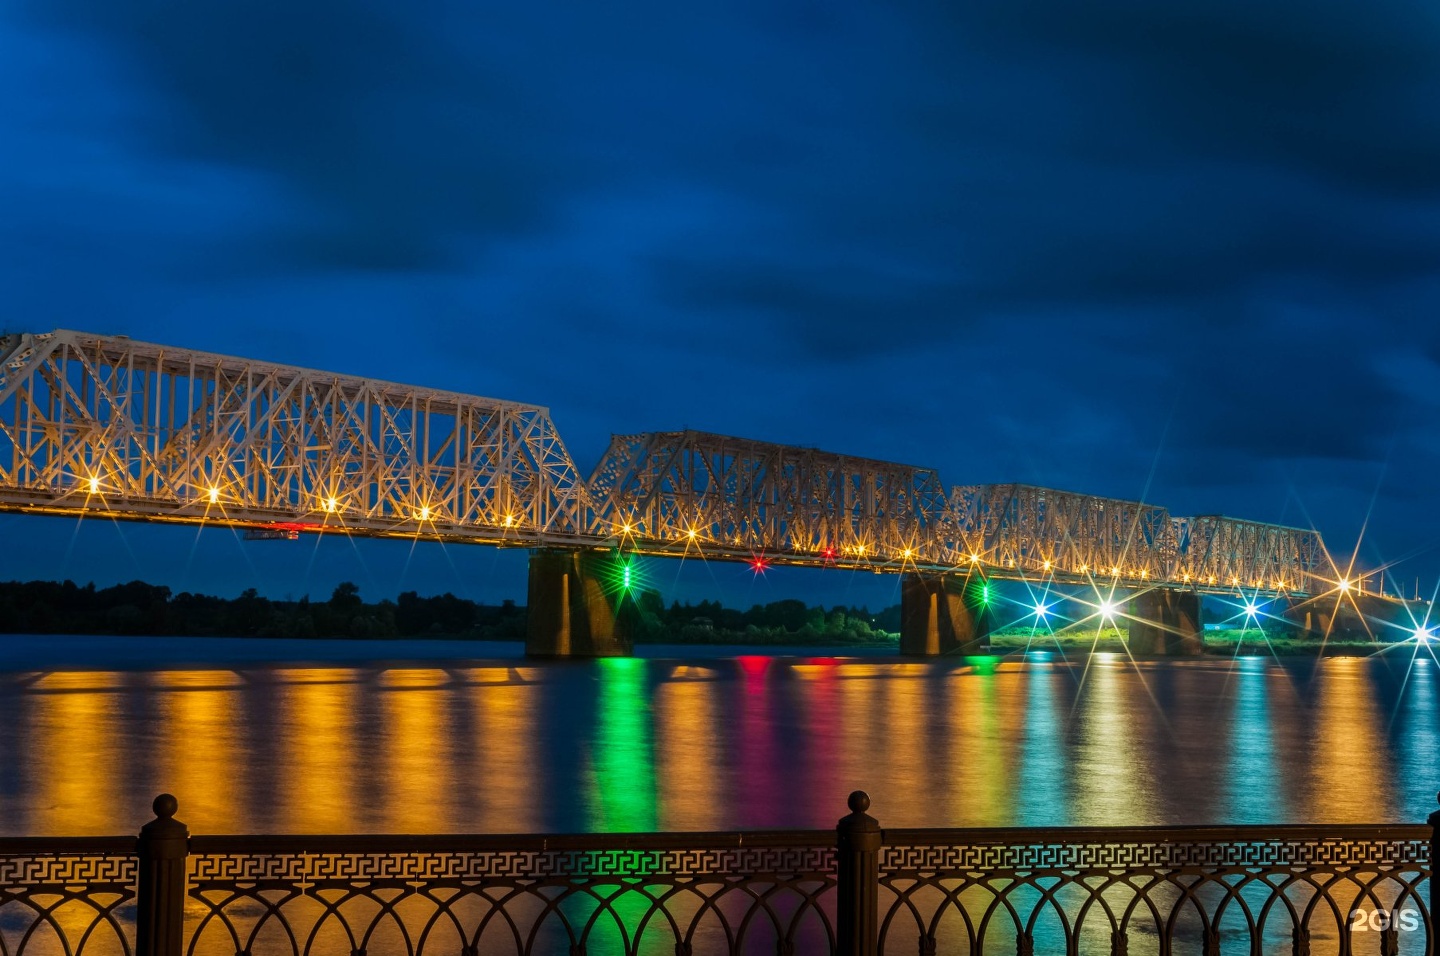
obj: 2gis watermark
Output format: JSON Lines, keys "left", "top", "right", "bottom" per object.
{"left": 1347, "top": 906, "right": 1423, "bottom": 934}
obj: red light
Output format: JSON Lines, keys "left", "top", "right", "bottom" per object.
{"left": 738, "top": 655, "right": 770, "bottom": 677}
{"left": 749, "top": 555, "right": 769, "bottom": 574}
{"left": 822, "top": 547, "right": 836, "bottom": 561}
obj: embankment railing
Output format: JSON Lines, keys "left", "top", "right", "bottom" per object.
{"left": 1, "top": 792, "right": 1435, "bottom": 955}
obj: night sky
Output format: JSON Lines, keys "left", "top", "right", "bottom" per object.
{"left": 4, "top": 1, "right": 1439, "bottom": 609}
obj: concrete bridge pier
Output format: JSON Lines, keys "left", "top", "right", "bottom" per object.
{"left": 1128, "top": 590, "right": 1203, "bottom": 656}
{"left": 899, "top": 573, "right": 991, "bottom": 656}
{"left": 525, "top": 549, "right": 633, "bottom": 657}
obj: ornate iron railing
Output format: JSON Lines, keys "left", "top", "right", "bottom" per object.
{"left": 879, "top": 825, "right": 1432, "bottom": 956}
{"left": 0, "top": 794, "right": 1434, "bottom": 956}
{"left": 0, "top": 836, "right": 137, "bottom": 955}
{"left": 185, "top": 832, "right": 836, "bottom": 956}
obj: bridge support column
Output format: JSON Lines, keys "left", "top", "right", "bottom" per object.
{"left": 525, "top": 549, "right": 632, "bottom": 658}
{"left": 899, "top": 573, "right": 990, "bottom": 656}
{"left": 1128, "top": 590, "right": 1203, "bottom": 656}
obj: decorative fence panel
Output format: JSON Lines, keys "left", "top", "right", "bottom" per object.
{"left": 0, "top": 837, "right": 137, "bottom": 956}
{"left": 878, "top": 826, "right": 1433, "bottom": 956}
{"left": 184, "top": 835, "right": 836, "bottom": 956}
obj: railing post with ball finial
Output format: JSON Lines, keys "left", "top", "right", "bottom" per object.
{"left": 136, "top": 794, "right": 189, "bottom": 956}
{"left": 1430, "top": 791, "right": 1439, "bottom": 956}
{"left": 836, "top": 790, "right": 880, "bottom": 956}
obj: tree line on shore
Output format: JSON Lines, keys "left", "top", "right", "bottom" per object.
{"left": 0, "top": 579, "right": 901, "bottom": 644}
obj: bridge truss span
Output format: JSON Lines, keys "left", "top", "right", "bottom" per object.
{"left": 1174, "top": 515, "right": 1327, "bottom": 592}
{"left": 941, "top": 483, "right": 1178, "bottom": 581}
{"left": 0, "top": 330, "right": 586, "bottom": 542}
{"left": 939, "top": 483, "right": 1327, "bottom": 594}
{"left": 0, "top": 330, "right": 1337, "bottom": 598}
{"left": 585, "top": 430, "right": 948, "bottom": 565}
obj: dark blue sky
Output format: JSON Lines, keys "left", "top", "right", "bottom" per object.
{"left": 4, "top": 0, "right": 1439, "bottom": 607}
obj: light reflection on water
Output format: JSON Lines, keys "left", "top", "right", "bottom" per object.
{"left": 1, "top": 653, "right": 1436, "bottom": 836}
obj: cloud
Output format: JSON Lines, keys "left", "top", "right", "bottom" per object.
{"left": 6, "top": 0, "right": 1440, "bottom": 591}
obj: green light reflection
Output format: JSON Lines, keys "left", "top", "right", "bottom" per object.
{"left": 587, "top": 657, "right": 658, "bottom": 833}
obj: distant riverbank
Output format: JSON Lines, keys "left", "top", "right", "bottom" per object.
{"left": 3, "top": 578, "right": 1420, "bottom": 660}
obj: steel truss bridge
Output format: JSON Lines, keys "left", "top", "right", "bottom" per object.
{"left": 0, "top": 330, "right": 1331, "bottom": 596}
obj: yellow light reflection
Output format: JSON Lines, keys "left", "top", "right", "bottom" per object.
{"left": 25, "top": 672, "right": 121, "bottom": 834}
{"left": 654, "top": 673, "right": 722, "bottom": 830}
{"left": 1072, "top": 660, "right": 1145, "bottom": 822}
{"left": 468, "top": 674, "right": 541, "bottom": 832}
{"left": 380, "top": 669, "right": 452, "bottom": 830}
{"left": 274, "top": 668, "right": 358, "bottom": 832}
{"left": 153, "top": 671, "right": 243, "bottom": 832}
{"left": 1305, "top": 659, "right": 1390, "bottom": 822}
{"left": 946, "top": 666, "right": 1012, "bottom": 825}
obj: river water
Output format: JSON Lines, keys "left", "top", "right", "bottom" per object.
{"left": 0, "top": 637, "right": 1436, "bottom": 837}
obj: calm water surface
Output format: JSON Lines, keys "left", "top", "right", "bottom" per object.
{"left": 1, "top": 637, "right": 1436, "bottom": 836}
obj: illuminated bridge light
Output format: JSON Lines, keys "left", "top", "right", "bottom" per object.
{"left": 822, "top": 546, "right": 836, "bottom": 560}
{"left": 1080, "top": 564, "right": 1089, "bottom": 573}
{"left": 503, "top": 513, "right": 514, "bottom": 527}
{"left": 86, "top": 476, "right": 100, "bottom": 494}
{"left": 418, "top": 505, "right": 432, "bottom": 521}
{"left": 969, "top": 552, "right": 981, "bottom": 563}
{"left": 685, "top": 528, "right": 697, "bottom": 540}
{"left": 1033, "top": 602, "right": 1050, "bottom": 619}
{"left": 1098, "top": 599, "right": 1118, "bottom": 619}
{"left": 323, "top": 496, "right": 339, "bottom": 513}
{"left": 1182, "top": 573, "right": 1191, "bottom": 583}
{"left": 1338, "top": 579, "right": 1352, "bottom": 593}
{"left": 979, "top": 584, "right": 991, "bottom": 606}
{"left": 207, "top": 486, "right": 220, "bottom": 504}
{"left": 1413, "top": 625, "right": 1434, "bottom": 642}
{"left": 1042, "top": 559, "right": 1051, "bottom": 571}
{"left": 1244, "top": 602, "right": 1260, "bottom": 619}
{"left": 902, "top": 547, "right": 914, "bottom": 559}
{"left": 749, "top": 555, "right": 769, "bottom": 574}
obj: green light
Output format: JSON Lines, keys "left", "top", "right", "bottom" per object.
{"left": 622, "top": 563, "right": 632, "bottom": 591}
{"left": 980, "top": 584, "right": 990, "bottom": 605}
{"left": 964, "top": 654, "right": 1000, "bottom": 676}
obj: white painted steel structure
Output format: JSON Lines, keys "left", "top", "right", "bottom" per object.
{"left": 0, "top": 330, "right": 584, "bottom": 543}
{"left": 0, "top": 330, "right": 1332, "bottom": 595}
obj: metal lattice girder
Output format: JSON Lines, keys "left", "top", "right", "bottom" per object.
{"left": 0, "top": 330, "right": 587, "bottom": 542}
{"left": 1172, "top": 515, "right": 1326, "bottom": 590}
{"left": 585, "top": 430, "right": 948, "bottom": 563}
{"left": 941, "top": 483, "right": 1178, "bottom": 580}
